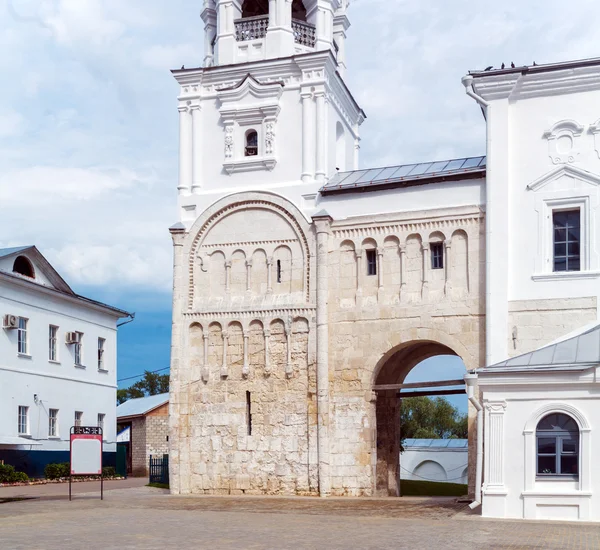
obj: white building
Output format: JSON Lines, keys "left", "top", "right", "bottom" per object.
{"left": 0, "top": 246, "right": 131, "bottom": 477}
{"left": 167, "top": 0, "right": 600, "bottom": 521}
{"left": 400, "top": 439, "right": 468, "bottom": 486}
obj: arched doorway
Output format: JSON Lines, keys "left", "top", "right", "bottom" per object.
{"left": 373, "top": 340, "right": 468, "bottom": 496}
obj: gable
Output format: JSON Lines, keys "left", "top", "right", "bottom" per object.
{"left": 527, "top": 165, "right": 600, "bottom": 192}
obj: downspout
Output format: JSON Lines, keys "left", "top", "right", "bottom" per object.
{"left": 465, "top": 373, "right": 483, "bottom": 509}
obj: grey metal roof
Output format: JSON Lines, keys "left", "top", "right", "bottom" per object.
{"left": 116, "top": 393, "right": 169, "bottom": 419}
{"left": 0, "top": 246, "right": 33, "bottom": 259}
{"left": 486, "top": 322, "right": 600, "bottom": 371}
{"left": 403, "top": 439, "right": 468, "bottom": 449}
{"left": 321, "top": 156, "right": 486, "bottom": 195}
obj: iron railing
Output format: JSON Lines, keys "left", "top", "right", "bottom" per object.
{"left": 149, "top": 454, "right": 169, "bottom": 485}
{"left": 292, "top": 19, "right": 316, "bottom": 48}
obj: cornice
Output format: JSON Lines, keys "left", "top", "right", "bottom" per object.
{"left": 183, "top": 307, "right": 316, "bottom": 319}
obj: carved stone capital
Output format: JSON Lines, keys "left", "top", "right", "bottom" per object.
{"left": 444, "top": 239, "right": 452, "bottom": 249}
{"left": 484, "top": 400, "right": 507, "bottom": 413}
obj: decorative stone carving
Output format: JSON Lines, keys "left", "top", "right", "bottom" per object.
{"left": 224, "top": 126, "right": 234, "bottom": 159}
{"left": 543, "top": 120, "right": 584, "bottom": 165}
{"left": 590, "top": 119, "right": 600, "bottom": 160}
{"left": 265, "top": 121, "right": 275, "bottom": 155}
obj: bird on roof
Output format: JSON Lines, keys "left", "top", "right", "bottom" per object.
{"left": 533, "top": 61, "right": 537, "bottom": 66}
{"left": 501, "top": 62, "right": 505, "bottom": 69}
{"left": 484, "top": 66, "right": 493, "bottom": 71}
{"left": 181, "top": 65, "right": 185, "bottom": 70}
{"left": 511, "top": 62, "right": 515, "bottom": 68}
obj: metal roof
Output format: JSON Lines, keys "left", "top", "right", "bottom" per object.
{"left": 403, "top": 439, "right": 468, "bottom": 449}
{"left": 485, "top": 322, "right": 600, "bottom": 371}
{"left": 116, "top": 393, "right": 169, "bottom": 419}
{"left": 0, "top": 246, "right": 33, "bottom": 259}
{"left": 320, "top": 156, "right": 486, "bottom": 195}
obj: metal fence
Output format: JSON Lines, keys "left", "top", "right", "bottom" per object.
{"left": 149, "top": 454, "right": 169, "bottom": 485}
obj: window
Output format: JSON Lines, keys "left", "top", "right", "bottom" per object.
{"left": 553, "top": 209, "right": 580, "bottom": 272}
{"left": 13, "top": 255, "right": 35, "bottom": 278}
{"left": 241, "top": 0, "right": 269, "bottom": 18}
{"left": 536, "top": 413, "right": 579, "bottom": 477}
{"left": 97, "top": 413, "right": 105, "bottom": 433}
{"left": 366, "top": 249, "right": 377, "bottom": 276}
{"left": 431, "top": 243, "right": 444, "bottom": 270}
{"left": 48, "top": 409, "right": 59, "bottom": 437}
{"left": 74, "top": 333, "right": 83, "bottom": 366}
{"left": 17, "top": 317, "right": 28, "bottom": 355}
{"left": 276, "top": 260, "right": 282, "bottom": 284}
{"left": 292, "top": 0, "right": 307, "bottom": 21}
{"left": 18, "top": 406, "right": 29, "bottom": 435}
{"left": 49, "top": 325, "right": 58, "bottom": 362}
{"left": 74, "top": 411, "right": 83, "bottom": 427}
{"left": 245, "top": 130, "right": 258, "bottom": 157}
{"left": 98, "top": 338, "right": 106, "bottom": 370}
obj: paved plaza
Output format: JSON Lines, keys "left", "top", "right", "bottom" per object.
{"left": 0, "top": 482, "right": 599, "bottom": 549}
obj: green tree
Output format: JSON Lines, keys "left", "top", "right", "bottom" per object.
{"left": 400, "top": 396, "right": 467, "bottom": 442}
{"left": 117, "top": 371, "right": 169, "bottom": 405}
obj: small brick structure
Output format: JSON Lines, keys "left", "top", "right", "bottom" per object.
{"left": 117, "top": 394, "right": 169, "bottom": 477}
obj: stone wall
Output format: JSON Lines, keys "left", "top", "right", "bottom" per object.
{"left": 147, "top": 403, "right": 169, "bottom": 463}
{"left": 131, "top": 416, "right": 147, "bottom": 477}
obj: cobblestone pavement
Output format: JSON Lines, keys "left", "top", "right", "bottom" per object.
{"left": 0, "top": 487, "right": 599, "bottom": 549}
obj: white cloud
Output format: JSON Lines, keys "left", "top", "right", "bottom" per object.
{"left": 0, "top": 110, "right": 24, "bottom": 138}
{"left": 141, "top": 43, "right": 200, "bottom": 71}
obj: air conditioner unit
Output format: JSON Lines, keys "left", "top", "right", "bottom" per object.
{"left": 3, "top": 315, "right": 18, "bottom": 329}
{"left": 65, "top": 332, "right": 81, "bottom": 344}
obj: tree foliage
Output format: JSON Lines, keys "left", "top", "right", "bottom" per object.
{"left": 400, "top": 396, "right": 468, "bottom": 441}
{"left": 117, "top": 370, "right": 169, "bottom": 405}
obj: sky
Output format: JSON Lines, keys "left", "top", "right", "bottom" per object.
{"left": 1, "top": 0, "right": 600, "bottom": 396}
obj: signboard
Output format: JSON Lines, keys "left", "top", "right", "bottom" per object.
{"left": 70, "top": 426, "right": 103, "bottom": 500}
{"left": 117, "top": 426, "right": 130, "bottom": 443}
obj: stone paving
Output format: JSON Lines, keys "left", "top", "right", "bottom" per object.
{"left": 0, "top": 484, "right": 599, "bottom": 549}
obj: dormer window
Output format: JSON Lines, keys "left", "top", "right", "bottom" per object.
{"left": 13, "top": 256, "right": 35, "bottom": 278}
{"left": 245, "top": 130, "right": 258, "bottom": 157}
{"left": 242, "top": 0, "right": 269, "bottom": 18}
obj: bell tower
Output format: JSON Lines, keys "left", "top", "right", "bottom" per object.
{"left": 173, "top": 0, "right": 364, "bottom": 226}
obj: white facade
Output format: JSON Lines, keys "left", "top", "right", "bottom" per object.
{"left": 400, "top": 439, "right": 468, "bottom": 486}
{"left": 0, "top": 246, "right": 130, "bottom": 477}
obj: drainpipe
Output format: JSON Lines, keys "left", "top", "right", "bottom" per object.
{"left": 461, "top": 75, "right": 489, "bottom": 115}
{"left": 465, "top": 373, "right": 483, "bottom": 509}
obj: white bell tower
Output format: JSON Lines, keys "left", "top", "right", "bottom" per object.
{"left": 173, "top": 0, "right": 364, "bottom": 225}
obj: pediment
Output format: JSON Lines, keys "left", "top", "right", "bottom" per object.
{"left": 217, "top": 74, "right": 284, "bottom": 109}
{"left": 527, "top": 165, "right": 600, "bottom": 192}
{"left": 0, "top": 246, "right": 74, "bottom": 294}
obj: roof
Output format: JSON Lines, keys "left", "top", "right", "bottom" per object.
{"left": 0, "top": 246, "right": 32, "bottom": 259}
{"left": 117, "top": 393, "right": 169, "bottom": 419}
{"left": 320, "top": 156, "right": 486, "bottom": 195}
{"left": 484, "top": 322, "right": 600, "bottom": 372}
{"left": 403, "top": 439, "right": 468, "bottom": 449}
{"left": 469, "top": 57, "right": 600, "bottom": 79}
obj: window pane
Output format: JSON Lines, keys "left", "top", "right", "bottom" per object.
{"left": 569, "top": 258, "right": 580, "bottom": 271}
{"left": 554, "top": 258, "right": 567, "bottom": 272}
{"left": 568, "top": 242, "right": 580, "bottom": 256}
{"left": 554, "top": 243, "right": 566, "bottom": 257}
{"left": 538, "top": 456, "right": 556, "bottom": 475}
{"left": 554, "top": 227, "right": 566, "bottom": 242}
{"left": 561, "top": 455, "right": 578, "bottom": 475}
{"left": 538, "top": 438, "right": 556, "bottom": 454}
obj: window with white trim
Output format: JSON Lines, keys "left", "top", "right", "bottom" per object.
{"left": 17, "top": 317, "right": 28, "bottom": 355}
{"left": 431, "top": 242, "right": 444, "bottom": 270}
{"left": 74, "top": 411, "right": 83, "bottom": 427}
{"left": 18, "top": 406, "right": 29, "bottom": 435}
{"left": 48, "top": 408, "right": 59, "bottom": 437}
{"left": 74, "top": 333, "right": 83, "bottom": 366}
{"left": 366, "top": 249, "right": 377, "bottom": 276}
{"left": 97, "top": 413, "right": 105, "bottom": 433}
{"left": 553, "top": 209, "right": 581, "bottom": 272}
{"left": 536, "top": 413, "right": 579, "bottom": 478}
{"left": 98, "top": 338, "right": 106, "bottom": 370}
{"left": 245, "top": 129, "right": 258, "bottom": 157}
{"left": 49, "top": 325, "right": 58, "bottom": 362}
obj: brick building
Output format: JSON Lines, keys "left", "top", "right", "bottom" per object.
{"left": 117, "top": 393, "right": 169, "bottom": 477}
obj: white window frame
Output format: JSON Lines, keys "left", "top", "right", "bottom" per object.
{"left": 74, "top": 333, "right": 83, "bottom": 366}
{"left": 17, "top": 317, "right": 28, "bottom": 355}
{"left": 97, "top": 413, "right": 105, "bottom": 434}
{"left": 18, "top": 406, "right": 29, "bottom": 436}
{"left": 49, "top": 325, "right": 59, "bottom": 362}
{"left": 98, "top": 337, "right": 106, "bottom": 371}
{"left": 74, "top": 411, "right": 83, "bottom": 427}
{"left": 48, "top": 408, "right": 59, "bottom": 438}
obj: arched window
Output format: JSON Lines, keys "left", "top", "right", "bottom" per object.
{"left": 242, "top": 0, "right": 269, "bottom": 18}
{"left": 292, "top": 0, "right": 307, "bottom": 21}
{"left": 537, "top": 413, "right": 579, "bottom": 477}
{"left": 245, "top": 130, "right": 258, "bottom": 157}
{"left": 13, "top": 256, "right": 35, "bottom": 278}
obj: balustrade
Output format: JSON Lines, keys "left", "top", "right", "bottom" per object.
{"left": 235, "top": 15, "right": 269, "bottom": 41}
{"left": 292, "top": 19, "right": 316, "bottom": 48}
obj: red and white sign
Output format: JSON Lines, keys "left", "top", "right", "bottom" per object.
{"left": 70, "top": 430, "right": 103, "bottom": 476}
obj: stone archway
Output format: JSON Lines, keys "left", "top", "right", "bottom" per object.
{"left": 373, "top": 340, "right": 465, "bottom": 497}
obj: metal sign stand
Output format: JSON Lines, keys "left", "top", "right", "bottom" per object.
{"left": 69, "top": 426, "right": 104, "bottom": 501}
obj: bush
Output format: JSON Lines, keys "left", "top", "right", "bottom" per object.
{"left": 44, "top": 462, "right": 70, "bottom": 480}
{"left": 102, "top": 466, "right": 116, "bottom": 478}
{"left": 0, "top": 464, "right": 30, "bottom": 483}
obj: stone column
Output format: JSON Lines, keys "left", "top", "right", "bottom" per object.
{"left": 301, "top": 91, "right": 315, "bottom": 182}
{"left": 201, "top": 334, "right": 209, "bottom": 382}
{"left": 266, "top": 257, "right": 273, "bottom": 294}
{"left": 242, "top": 332, "right": 250, "bottom": 378}
{"left": 483, "top": 401, "right": 507, "bottom": 493}
{"left": 377, "top": 247, "right": 384, "bottom": 289}
{"left": 315, "top": 91, "right": 327, "bottom": 183}
{"left": 421, "top": 242, "right": 430, "bottom": 299}
{"left": 268, "top": 0, "right": 277, "bottom": 26}
{"left": 399, "top": 244, "right": 407, "bottom": 301}
{"left": 444, "top": 239, "right": 452, "bottom": 295}
{"left": 264, "top": 328, "right": 271, "bottom": 375}
{"left": 221, "top": 330, "right": 229, "bottom": 378}
{"left": 178, "top": 105, "right": 192, "bottom": 195}
{"left": 191, "top": 105, "right": 202, "bottom": 194}
{"left": 375, "top": 390, "right": 400, "bottom": 497}
{"left": 355, "top": 249, "right": 363, "bottom": 301}
{"left": 225, "top": 260, "right": 232, "bottom": 294}
{"left": 312, "top": 212, "right": 332, "bottom": 497}
{"left": 245, "top": 260, "right": 253, "bottom": 294}
{"left": 285, "top": 317, "right": 293, "bottom": 378}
